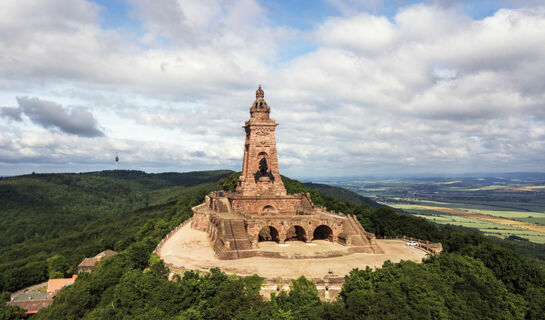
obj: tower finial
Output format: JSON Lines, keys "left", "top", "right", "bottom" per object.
{"left": 256, "top": 84, "right": 264, "bottom": 98}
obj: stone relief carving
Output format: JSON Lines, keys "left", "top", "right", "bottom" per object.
{"left": 256, "top": 128, "right": 270, "bottom": 136}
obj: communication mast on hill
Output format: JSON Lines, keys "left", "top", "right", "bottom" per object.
{"left": 115, "top": 153, "right": 119, "bottom": 171}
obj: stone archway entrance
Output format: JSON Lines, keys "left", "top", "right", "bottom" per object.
{"left": 313, "top": 225, "right": 333, "bottom": 241}
{"left": 258, "top": 226, "right": 280, "bottom": 242}
{"left": 285, "top": 225, "right": 306, "bottom": 242}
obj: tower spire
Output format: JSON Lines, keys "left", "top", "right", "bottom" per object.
{"left": 250, "top": 84, "right": 270, "bottom": 120}
{"left": 256, "top": 84, "right": 264, "bottom": 98}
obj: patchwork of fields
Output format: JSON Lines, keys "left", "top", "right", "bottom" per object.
{"left": 388, "top": 203, "right": 545, "bottom": 244}
{"left": 314, "top": 173, "right": 545, "bottom": 244}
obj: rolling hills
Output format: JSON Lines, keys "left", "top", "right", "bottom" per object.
{"left": 1, "top": 170, "right": 544, "bottom": 319}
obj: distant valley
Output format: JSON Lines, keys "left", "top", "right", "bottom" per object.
{"left": 311, "top": 173, "right": 545, "bottom": 244}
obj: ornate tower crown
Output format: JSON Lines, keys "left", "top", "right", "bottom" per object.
{"left": 250, "top": 85, "right": 270, "bottom": 120}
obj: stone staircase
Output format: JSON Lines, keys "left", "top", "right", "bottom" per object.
{"left": 349, "top": 215, "right": 384, "bottom": 254}
{"left": 342, "top": 215, "right": 376, "bottom": 249}
{"left": 215, "top": 219, "right": 253, "bottom": 259}
{"left": 227, "top": 219, "right": 253, "bottom": 250}
{"left": 216, "top": 197, "right": 232, "bottom": 213}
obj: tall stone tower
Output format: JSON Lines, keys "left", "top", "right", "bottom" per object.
{"left": 236, "top": 85, "right": 286, "bottom": 196}
{"left": 189, "top": 85, "right": 382, "bottom": 258}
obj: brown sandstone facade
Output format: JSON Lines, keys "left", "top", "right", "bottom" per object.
{"left": 191, "top": 86, "right": 383, "bottom": 259}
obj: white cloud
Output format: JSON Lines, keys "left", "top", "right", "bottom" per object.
{"left": 0, "top": 1, "right": 545, "bottom": 176}
{"left": 0, "top": 0, "right": 292, "bottom": 99}
{"left": 316, "top": 13, "right": 396, "bottom": 54}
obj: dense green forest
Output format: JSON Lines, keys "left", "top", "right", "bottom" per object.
{"left": 1, "top": 171, "right": 545, "bottom": 319}
{"left": 0, "top": 170, "right": 231, "bottom": 293}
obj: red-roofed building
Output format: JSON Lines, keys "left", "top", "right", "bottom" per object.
{"left": 7, "top": 277, "right": 76, "bottom": 315}
{"left": 47, "top": 274, "right": 77, "bottom": 297}
{"left": 8, "top": 269, "right": 83, "bottom": 315}
{"left": 7, "top": 299, "right": 52, "bottom": 315}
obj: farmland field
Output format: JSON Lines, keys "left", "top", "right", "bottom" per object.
{"left": 307, "top": 172, "right": 545, "bottom": 244}
{"left": 411, "top": 213, "right": 545, "bottom": 244}
{"left": 388, "top": 204, "right": 545, "bottom": 244}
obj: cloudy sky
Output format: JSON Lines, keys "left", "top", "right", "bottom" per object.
{"left": 1, "top": 0, "right": 544, "bottom": 177}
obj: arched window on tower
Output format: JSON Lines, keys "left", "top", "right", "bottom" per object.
{"left": 262, "top": 205, "right": 276, "bottom": 215}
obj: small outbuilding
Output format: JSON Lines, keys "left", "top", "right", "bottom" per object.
{"left": 77, "top": 250, "right": 117, "bottom": 273}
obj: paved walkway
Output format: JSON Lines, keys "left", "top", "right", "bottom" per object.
{"left": 159, "top": 222, "right": 427, "bottom": 279}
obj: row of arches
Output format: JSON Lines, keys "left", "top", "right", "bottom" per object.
{"left": 258, "top": 225, "right": 333, "bottom": 243}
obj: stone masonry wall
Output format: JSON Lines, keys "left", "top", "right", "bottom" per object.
{"left": 231, "top": 198, "right": 302, "bottom": 216}
{"left": 190, "top": 203, "right": 210, "bottom": 232}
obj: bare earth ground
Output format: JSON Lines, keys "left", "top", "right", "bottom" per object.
{"left": 159, "top": 222, "right": 427, "bottom": 279}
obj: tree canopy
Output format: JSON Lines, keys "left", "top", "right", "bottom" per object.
{"left": 1, "top": 171, "right": 544, "bottom": 319}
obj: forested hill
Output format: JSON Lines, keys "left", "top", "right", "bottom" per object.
{"left": 0, "top": 170, "right": 232, "bottom": 293}
{"left": 303, "top": 182, "right": 384, "bottom": 209}
{"left": 1, "top": 170, "right": 544, "bottom": 319}
{"left": 0, "top": 170, "right": 232, "bottom": 248}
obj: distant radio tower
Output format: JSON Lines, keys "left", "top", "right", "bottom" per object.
{"left": 115, "top": 153, "right": 119, "bottom": 171}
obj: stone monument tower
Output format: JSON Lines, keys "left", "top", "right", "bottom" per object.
{"left": 237, "top": 85, "right": 286, "bottom": 196}
{"left": 190, "top": 85, "right": 383, "bottom": 259}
